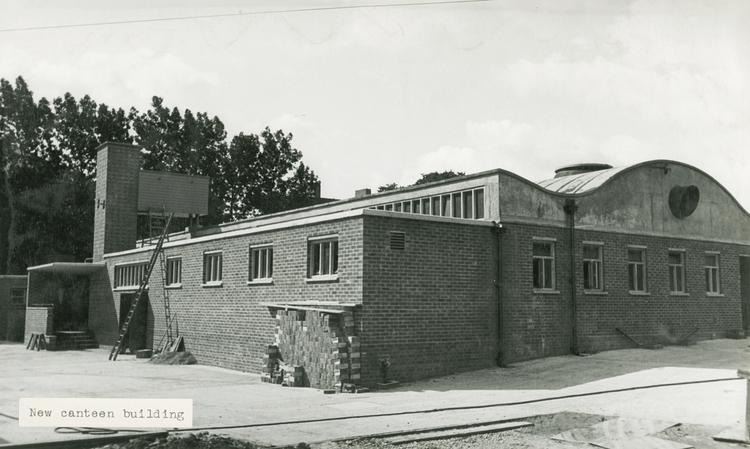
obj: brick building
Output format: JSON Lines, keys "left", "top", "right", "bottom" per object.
{"left": 24, "top": 143, "right": 750, "bottom": 388}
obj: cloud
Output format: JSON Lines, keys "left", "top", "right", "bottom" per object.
{"left": 1, "top": 46, "right": 220, "bottom": 110}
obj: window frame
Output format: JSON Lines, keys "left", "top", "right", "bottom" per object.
{"left": 113, "top": 261, "right": 149, "bottom": 290}
{"left": 667, "top": 249, "right": 687, "bottom": 294}
{"left": 532, "top": 238, "right": 556, "bottom": 292}
{"left": 165, "top": 256, "right": 183, "bottom": 288}
{"left": 704, "top": 251, "right": 721, "bottom": 295}
{"left": 202, "top": 250, "right": 223, "bottom": 287}
{"left": 370, "top": 187, "right": 486, "bottom": 220}
{"left": 582, "top": 242, "right": 604, "bottom": 292}
{"left": 307, "top": 235, "right": 339, "bottom": 281}
{"left": 627, "top": 246, "right": 648, "bottom": 294}
{"left": 249, "top": 244, "right": 274, "bottom": 284}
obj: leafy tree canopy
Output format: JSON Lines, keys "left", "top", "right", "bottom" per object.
{"left": 0, "top": 77, "right": 320, "bottom": 274}
{"left": 377, "top": 170, "right": 466, "bottom": 193}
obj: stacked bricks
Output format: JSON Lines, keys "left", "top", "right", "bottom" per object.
{"left": 273, "top": 307, "right": 359, "bottom": 389}
{"left": 335, "top": 310, "right": 361, "bottom": 387}
{"left": 260, "top": 345, "right": 280, "bottom": 383}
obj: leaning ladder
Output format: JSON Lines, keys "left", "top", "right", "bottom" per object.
{"left": 109, "top": 213, "right": 174, "bottom": 361}
{"left": 158, "top": 249, "right": 175, "bottom": 348}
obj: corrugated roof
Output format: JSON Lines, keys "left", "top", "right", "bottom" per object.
{"left": 537, "top": 165, "right": 630, "bottom": 194}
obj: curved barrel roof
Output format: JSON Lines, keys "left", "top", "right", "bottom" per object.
{"left": 536, "top": 165, "right": 630, "bottom": 194}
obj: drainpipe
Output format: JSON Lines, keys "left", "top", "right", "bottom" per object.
{"left": 564, "top": 199, "right": 579, "bottom": 355}
{"left": 492, "top": 221, "right": 505, "bottom": 366}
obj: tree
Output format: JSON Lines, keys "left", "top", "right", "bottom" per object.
{"left": 0, "top": 78, "right": 322, "bottom": 273}
{"left": 130, "top": 97, "right": 229, "bottom": 225}
{"left": 377, "top": 182, "right": 399, "bottom": 192}
{"left": 53, "top": 93, "right": 130, "bottom": 177}
{"left": 377, "top": 170, "right": 466, "bottom": 193}
{"left": 414, "top": 170, "right": 465, "bottom": 185}
{"left": 224, "top": 128, "right": 320, "bottom": 221}
{"left": 0, "top": 77, "right": 59, "bottom": 274}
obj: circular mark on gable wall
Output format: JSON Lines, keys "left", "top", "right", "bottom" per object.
{"left": 669, "top": 185, "right": 700, "bottom": 218}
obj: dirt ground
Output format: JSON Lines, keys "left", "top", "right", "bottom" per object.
{"left": 93, "top": 412, "right": 747, "bottom": 449}
{"left": 2, "top": 338, "right": 749, "bottom": 448}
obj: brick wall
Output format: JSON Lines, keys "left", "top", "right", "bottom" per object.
{"left": 0, "top": 276, "right": 27, "bottom": 341}
{"left": 360, "top": 215, "right": 497, "bottom": 386}
{"left": 499, "top": 221, "right": 750, "bottom": 362}
{"left": 498, "top": 223, "right": 573, "bottom": 362}
{"left": 93, "top": 143, "right": 141, "bottom": 262}
{"left": 574, "top": 229, "right": 749, "bottom": 352}
{"left": 91, "top": 216, "right": 364, "bottom": 373}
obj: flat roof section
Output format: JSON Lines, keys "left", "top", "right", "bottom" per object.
{"left": 27, "top": 262, "right": 107, "bottom": 275}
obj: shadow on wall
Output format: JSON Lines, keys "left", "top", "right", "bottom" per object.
{"left": 88, "top": 269, "right": 119, "bottom": 346}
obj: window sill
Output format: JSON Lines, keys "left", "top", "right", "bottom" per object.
{"left": 533, "top": 289, "right": 560, "bottom": 295}
{"left": 201, "top": 281, "right": 223, "bottom": 288}
{"left": 306, "top": 275, "right": 339, "bottom": 283}
{"left": 583, "top": 290, "right": 608, "bottom": 296}
{"left": 669, "top": 292, "right": 689, "bottom": 296}
{"left": 628, "top": 291, "right": 650, "bottom": 296}
{"left": 247, "top": 279, "right": 274, "bottom": 286}
{"left": 706, "top": 292, "right": 724, "bottom": 297}
{"left": 165, "top": 284, "right": 182, "bottom": 290}
{"left": 113, "top": 286, "right": 148, "bottom": 292}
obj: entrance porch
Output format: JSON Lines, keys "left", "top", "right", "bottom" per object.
{"left": 24, "top": 262, "right": 105, "bottom": 350}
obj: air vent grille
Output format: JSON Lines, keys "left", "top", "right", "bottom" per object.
{"left": 389, "top": 231, "right": 405, "bottom": 250}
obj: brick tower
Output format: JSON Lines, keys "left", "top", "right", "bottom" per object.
{"left": 92, "top": 142, "right": 142, "bottom": 262}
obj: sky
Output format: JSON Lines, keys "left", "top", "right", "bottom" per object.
{"left": 2, "top": 0, "right": 749, "bottom": 209}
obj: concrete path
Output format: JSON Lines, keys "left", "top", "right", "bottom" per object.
{"left": 0, "top": 339, "right": 748, "bottom": 447}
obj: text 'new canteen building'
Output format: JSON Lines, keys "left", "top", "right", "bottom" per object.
{"left": 23, "top": 143, "right": 750, "bottom": 388}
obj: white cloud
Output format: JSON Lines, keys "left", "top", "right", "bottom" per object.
{"left": 1, "top": 46, "right": 220, "bottom": 110}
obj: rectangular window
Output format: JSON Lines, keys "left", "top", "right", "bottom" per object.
{"left": 441, "top": 195, "right": 451, "bottom": 217}
{"left": 384, "top": 204, "right": 393, "bottom": 211}
{"left": 114, "top": 262, "right": 149, "bottom": 289}
{"left": 462, "top": 190, "right": 473, "bottom": 219}
{"left": 627, "top": 248, "right": 647, "bottom": 292}
{"left": 412, "top": 200, "right": 421, "bottom": 214}
{"left": 203, "top": 251, "right": 223, "bottom": 285}
{"left": 402, "top": 201, "right": 411, "bottom": 213}
{"left": 431, "top": 197, "right": 440, "bottom": 216}
{"left": 452, "top": 193, "right": 462, "bottom": 218}
{"left": 704, "top": 253, "right": 720, "bottom": 294}
{"left": 421, "top": 198, "right": 430, "bottom": 215}
{"left": 10, "top": 288, "right": 26, "bottom": 305}
{"left": 474, "top": 188, "right": 485, "bottom": 218}
{"left": 668, "top": 251, "right": 686, "bottom": 293}
{"left": 532, "top": 241, "right": 555, "bottom": 290}
{"left": 583, "top": 245, "right": 603, "bottom": 291}
{"left": 308, "top": 237, "right": 339, "bottom": 278}
{"left": 250, "top": 245, "right": 273, "bottom": 281}
{"left": 165, "top": 257, "right": 182, "bottom": 287}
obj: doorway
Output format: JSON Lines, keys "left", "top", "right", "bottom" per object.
{"left": 119, "top": 292, "right": 149, "bottom": 353}
{"left": 740, "top": 256, "right": 750, "bottom": 332}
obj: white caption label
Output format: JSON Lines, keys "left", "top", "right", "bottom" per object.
{"left": 19, "top": 398, "right": 193, "bottom": 428}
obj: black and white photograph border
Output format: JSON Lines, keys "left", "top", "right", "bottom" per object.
{"left": 1, "top": 1, "right": 749, "bottom": 448}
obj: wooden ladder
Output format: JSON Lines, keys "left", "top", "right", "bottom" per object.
{"left": 109, "top": 213, "right": 174, "bottom": 361}
{"left": 158, "top": 249, "right": 175, "bottom": 348}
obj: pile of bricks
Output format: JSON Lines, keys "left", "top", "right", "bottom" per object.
{"left": 271, "top": 308, "right": 360, "bottom": 390}
{"left": 260, "top": 345, "right": 306, "bottom": 386}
